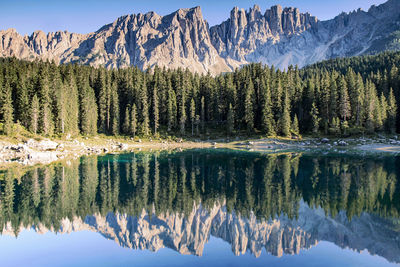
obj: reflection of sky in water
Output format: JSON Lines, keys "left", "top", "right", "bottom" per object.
{"left": 0, "top": 229, "right": 396, "bottom": 267}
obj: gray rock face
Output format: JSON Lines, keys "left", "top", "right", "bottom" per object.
{"left": 1, "top": 0, "right": 400, "bottom": 74}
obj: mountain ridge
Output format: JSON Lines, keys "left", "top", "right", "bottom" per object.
{"left": 1, "top": 0, "right": 400, "bottom": 74}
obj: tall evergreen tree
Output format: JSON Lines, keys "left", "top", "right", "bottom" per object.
{"left": 79, "top": 81, "right": 98, "bottom": 135}
{"left": 15, "top": 76, "right": 30, "bottom": 129}
{"left": 152, "top": 81, "right": 159, "bottom": 135}
{"left": 387, "top": 88, "right": 397, "bottom": 133}
{"left": 261, "top": 80, "right": 275, "bottom": 135}
{"left": 227, "top": 103, "right": 235, "bottom": 135}
{"left": 130, "top": 104, "right": 137, "bottom": 137}
{"left": 1, "top": 83, "right": 14, "bottom": 135}
{"left": 338, "top": 76, "right": 351, "bottom": 121}
{"left": 139, "top": 77, "right": 149, "bottom": 136}
{"left": 310, "top": 102, "right": 321, "bottom": 134}
{"left": 190, "top": 98, "right": 196, "bottom": 136}
{"left": 30, "top": 94, "right": 40, "bottom": 134}
{"left": 280, "top": 90, "right": 291, "bottom": 137}
{"left": 110, "top": 83, "right": 120, "bottom": 136}
{"left": 244, "top": 79, "right": 255, "bottom": 133}
{"left": 292, "top": 115, "right": 299, "bottom": 136}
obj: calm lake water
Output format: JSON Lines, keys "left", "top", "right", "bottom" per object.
{"left": 0, "top": 149, "right": 399, "bottom": 267}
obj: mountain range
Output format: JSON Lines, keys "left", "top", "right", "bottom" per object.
{"left": 1, "top": 0, "right": 400, "bottom": 74}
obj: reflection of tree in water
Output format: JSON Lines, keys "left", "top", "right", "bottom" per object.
{"left": 0, "top": 150, "right": 399, "bottom": 233}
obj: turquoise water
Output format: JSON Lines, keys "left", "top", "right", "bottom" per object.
{"left": 0, "top": 149, "right": 399, "bottom": 266}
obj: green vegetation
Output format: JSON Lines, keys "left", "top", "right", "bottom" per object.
{"left": 0, "top": 52, "right": 399, "bottom": 139}
{"left": 0, "top": 150, "right": 399, "bottom": 233}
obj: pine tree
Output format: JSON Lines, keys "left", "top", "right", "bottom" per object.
{"left": 330, "top": 117, "right": 341, "bottom": 136}
{"left": 387, "top": 88, "right": 397, "bottom": 134}
{"left": 292, "top": 115, "right": 299, "bottom": 136}
{"left": 37, "top": 67, "right": 54, "bottom": 136}
{"left": 1, "top": 83, "right": 14, "bottom": 135}
{"left": 261, "top": 81, "right": 275, "bottom": 136}
{"left": 338, "top": 76, "right": 351, "bottom": 121}
{"left": 354, "top": 74, "right": 365, "bottom": 126}
{"left": 15, "top": 76, "right": 30, "bottom": 129}
{"left": 329, "top": 75, "right": 338, "bottom": 121}
{"left": 280, "top": 90, "right": 291, "bottom": 137}
{"left": 52, "top": 70, "right": 66, "bottom": 134}
{"left": 130, "top": 104, "right": 137, "bottom": 137}
{"left": 167, "top": 83, "right": 176, "bottom": 132}
{"left": 152, "top": 81, "right": 159, "bottom": 135}
{"left": 30, "top": 94, "right": 40, "bottom": 134}
{"left": 310, "top": 102, "right": 321, "bottom": 134}
{"left": 244, "top": 79, "right": 255, "bottom": 133}
{"left": 179, "top": 86, "right": 186, "bottom": 136}
{"left": 190, "top": 98, "right": 196, "bottom": 136}
{"left": 64, "top": 68, "right": 79, "bottom": 135}
{"left": 79, "top": 81, "right": 98, "bottom": 135}
{"left": 96, "top": 70, "right": 109, "bottom": 134}
{"left": 227, "top": 103, "right": 235, "bottom": 135}
{"left": 110, "top": 83, "right": 120, "bottom": 136}
{"left": 139, "top": 78, "right": 149, "bottom": 136}
{"left": 200, "top": 96, "right": 205, "bottom": 133}
{"left": 123, "top": 105, "right": 131, "bottom": 134}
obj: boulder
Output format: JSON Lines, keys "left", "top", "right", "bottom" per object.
{"left": 321, "top": 138, "right": 329, "bottom": 144}
{"left": 37, "top": 140, "right": 58, "bottom": 151}
{"left": 338, "top": 141, "right": 348, "bottom": 146}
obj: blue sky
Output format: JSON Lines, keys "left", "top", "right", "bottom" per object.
{"left": 0, "top": 0, "right": 388, "bottom": 35}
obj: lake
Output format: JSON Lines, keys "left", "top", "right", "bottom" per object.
{"left": 0, "top": 149, "right": 399, "bottom": 266}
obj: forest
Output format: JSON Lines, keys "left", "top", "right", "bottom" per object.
{"left": 0, "top": 51, "right": 399, "bottom": 139}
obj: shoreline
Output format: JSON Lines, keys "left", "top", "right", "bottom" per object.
{"left": 1, "top": 135, "right": 400, "bottom": 168}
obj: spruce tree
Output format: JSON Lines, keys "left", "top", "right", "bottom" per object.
{"left": 167, "top": 84, "right": 176, "bottom": 132}
{"left": 387, "top": 88, "right": 397, "bottom": 134}
{"left": 130, "top": 104, "right": 137, "bottom": 137}
{"left": 200, "top": 96, "right": 205, "bottom": 133}
{"left": 292, "top": 115, "right": 299, "bottom": 136}
{"left": 30, "top": 94, "right": 40, "bottom": 134}
{"left": 190, "top": 98, "right": 196, "bottom": 136}
{"left": 261, "top": 81, "right": 275, "bottom": 136}
{"left": 310, "top": 102, "right": 321, "bottom": 134}
{"left": 179, "top": 86, "right": 186, "bottom": 136}
{"left": 123, "top": 105, "right": 131, "bottom": 135}
{"left": 338, "top": 76, "right": 351, "bottom": 121}
{"left": 280, "top": 90, "right": 291, "bottom": 137}
{"left": 79, "top": 81, "right": 98, "bottom": 135}
{"left": 227, "top": 103, "right": 235, "bottom": 135}
{"left": 110, "top": 83, "right": 120, "bottom": 136}
{"left": 15, "top": 76, "right": 30, "bottom": 129}
{"left": 37, "top": 67, "right": 54, "bottom": 136}
{"left": 152, "top": 82, "right": 159, "bottom": 135}
{"left": 1, "top": 83, "right": 14, "bottom": 135}
{"left": 139, "top": 78, "right": 149, "bottom": 136}
{"left": 64, "top": 68, "right": 80, "bottom": 135}
{"left": 244, "top": 79, "right": 255, "bottom": 133}
{"left": 96, "top": 70, "right": 109, "bottom": 134}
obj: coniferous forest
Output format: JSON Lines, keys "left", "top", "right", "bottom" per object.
{"left": 0, "top": 51, "right": 399, "bottom": 138}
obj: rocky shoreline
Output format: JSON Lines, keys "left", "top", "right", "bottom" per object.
{"left": 0, "top": 137, "right": 215, "bottom": 167}
{"left": 235, "top": 135, "right": 400, "bottom": 154}
{"left": 1, "top": 135, "right": 400, "bottom": 167}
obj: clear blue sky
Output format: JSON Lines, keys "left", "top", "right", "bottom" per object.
{"left": 0, "top": 0, "right": 388, "bottom": 35}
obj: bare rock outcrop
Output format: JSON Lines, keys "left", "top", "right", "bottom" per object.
{"left": 1, "top": 1, "right": 400, "bottom": 73}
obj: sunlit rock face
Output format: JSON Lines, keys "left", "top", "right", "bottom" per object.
{"left": 1, "top": 0, "right": 400, "bottom": 73}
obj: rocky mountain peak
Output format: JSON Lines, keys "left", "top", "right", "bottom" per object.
{"left": 0, "top": 0, "right": 399, "bottom": 74}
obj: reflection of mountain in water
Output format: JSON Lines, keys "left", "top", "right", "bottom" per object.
{"left": 0, "top": 150, "right": 399, "bottom": 262}
{"left": 3, "top": 202, "right": 400, "bottom": 262}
